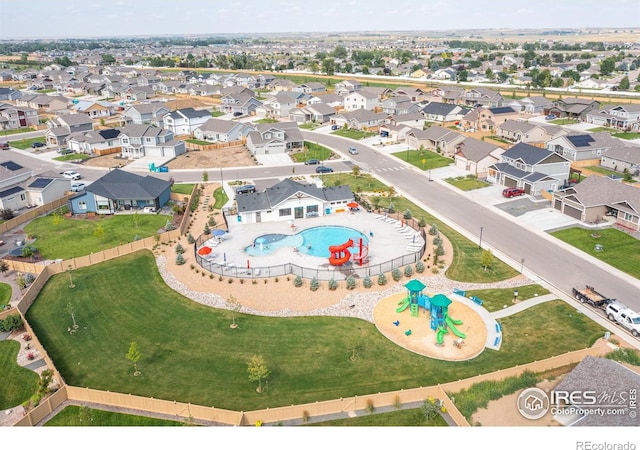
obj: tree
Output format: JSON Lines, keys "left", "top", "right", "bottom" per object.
{"left": 321, "top": 57, "right": 335, "bottom": 76}
{"left": 202, "top": 171, "right": 209, "bottom": 182}
{"left": 126, "top": 341, "right": 142, "bottom": 376}
{"left": 0, "top": 260, "right": 9, "bottom": 277}
{"left": 101, "top": 54, "right": 116, "bottom": 65}
{"left": 599, "top": 57, "right": 616, "bottom": 76}
{"left": 481, "top": 249, "right": 494, "bottom": 272}
{"left": 93, "top": 224, "right": 105, "bottom": 240}
{"left": 247, "top": 355, "right": 270, "bottom": 393}
{"left": 351, "top": 165, "right": 361, "bottom": 178}
{"left": 66, "top": 302, "right": 78, "bottom": 333}
{"left": 225, "top": 295, "right": 242, "bottom": 328}
{"left": 618, "top": 76, "right": 630, "bottom": 91}
{"left": 132, "top": 211, "right": 140, "bottom": 228}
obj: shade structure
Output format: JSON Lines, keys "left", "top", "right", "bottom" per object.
{"left": 198, "top": 246, "right": 212, "bottom": 255}
{"left": 347, "top": 202, "right": 359, "bottom": 208}
{"left": 212, "top": 229, "right": 226, "bottom": 237}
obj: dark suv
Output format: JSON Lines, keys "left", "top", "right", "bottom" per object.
{"left": 315, "top": 166, "right": 334, "bottom": 174}
{"left": 235, "top": 185, "right": 256, "bottom": 194}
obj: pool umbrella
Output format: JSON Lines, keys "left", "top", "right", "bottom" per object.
{"left": 347, "top": 202, "right": 358, "bottom": 208}
{"left": 212, "top": 229, "right": 226, "bottom": 237}
{"left": 198, "top": 246, "right": 212, "bottom": 255}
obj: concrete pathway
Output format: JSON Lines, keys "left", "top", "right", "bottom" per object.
{"left": 490, "top": 294, "right": 558, "bottom": 319}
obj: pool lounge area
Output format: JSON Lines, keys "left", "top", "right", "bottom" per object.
{"left": 195, "top": 210, "right": 426, "bottom": 281}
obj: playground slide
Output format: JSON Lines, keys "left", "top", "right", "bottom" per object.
{"left": 328, "top": 239, "right": 353, "bottom": 266}
{"left": 445, "top": 316, "right": 466, "bottom": 339}
{"left": 436, "top": 326, "right": 448, "bottom": 345}
{"left": 396, "top": 298, "right": 410, "bottom": 313}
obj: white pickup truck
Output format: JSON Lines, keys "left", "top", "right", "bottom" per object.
{"left": 605, "top": 302, "right": 640, "bottom": 337}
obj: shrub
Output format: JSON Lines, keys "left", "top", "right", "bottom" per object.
{"left": 362, "top": 276, "right": 372, "bottom": 288}
{"left": 187, "top": 233, "right": 195, "bottom": 244}
{"left": 203, "top": 223, "right": 211, "bottom": 235}
{"left": 404, "top": 265, "right": 413, "bottom": 277}
{"left": 606, "top": 348, "right": 640, "bottom": 366}
{"left": 208, "top": 217, "right": 216, "bottom": 227}
{"left": 175, "top": 243, "right": 185, "bottom": 255}
{"left": 0, "top": 314, "right": 23, "bottom": 332}
{"left": 346, "top": 276, "right": 356, "bottom": 290}
{"left": 418, "top": 217, "right": 427, "bottom": 228}
{"left": 377, "top": 273, "right": 387, "bottom": 286}
{"left": 24, "top": 272, "right": 36, "bottom": 285}
{"left": 365, "top": 399, "right": 375, "bottom": 414}
{"left": 294, "top": 275, "right": 303, "bottom": 287}
{"left": 433, "top": 236, "right": 442, "bottom": 246}
{"left": 328, "top": 278, "right": 338, "bottom": 291}
{"left": 310, "top": 277, "right": 319, "bottom": 291}
{"left": 403, "top": 209, "right": 412, "bottom": 220}
{"left": 436, "top": 243, "right": 445, "bottom": 256}
{"left": 302, "top": 410, "right": 310, "bottom": 423}
{"left": 391, "top": 268, "right": 402, "bottom": 281}
{"left": 428, "top": 223, "right": 439, "bottom": 236}
{"left": 415, "top": 261, "right": 425, "bottom": 273}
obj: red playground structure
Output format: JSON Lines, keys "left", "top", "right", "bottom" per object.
{"left": 328, "top": 238, "right": 368, "bottom": 266}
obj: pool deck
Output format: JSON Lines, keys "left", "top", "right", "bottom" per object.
{"left": 199, "top": 210, "right": 425, "bottom": 273}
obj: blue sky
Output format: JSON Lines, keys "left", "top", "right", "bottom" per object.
{"left": 0, "top": 0, "right": 638, "bottom": 39}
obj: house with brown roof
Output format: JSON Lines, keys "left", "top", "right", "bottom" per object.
{"left": 545, "top": 97, "right": 600, "bottom": 120}
{"left": 460, "top": 87, "right": 504, "bottom": 108}
{"left": 461, "top": 106, "right": 520, "bottom": 132}
{"left": 405, "top": 125, "right": 465, "bottom": 157}
{"left": 453, "top": 138, "right": 504, "bottom": 177}
{"left": 496, "top": 119, "right": 567, "bottom": 145}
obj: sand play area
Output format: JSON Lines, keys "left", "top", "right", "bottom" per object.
{"left": 373, "top": 292, "right": 488, "bottom": 361}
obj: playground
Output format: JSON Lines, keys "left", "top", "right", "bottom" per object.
{"left": 373, "top": 281, "right": 489, "bottom": 361}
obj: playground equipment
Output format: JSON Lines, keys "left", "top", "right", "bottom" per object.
{"left": 399, "top": 279, "right": 467, "bottom": 344}
{"left": 328, "top": 237, "right": 368, "bottom": 266}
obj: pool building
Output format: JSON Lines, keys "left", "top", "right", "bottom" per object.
{"left": 234, "top": 178, "right": 355, "bottom": 224}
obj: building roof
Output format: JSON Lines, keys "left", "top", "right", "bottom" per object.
{"left": 455, "top": 137, "right": 502, "bottom": 163}
{"left": 86, "top": 169, "right": 171, "bottom": 200}
{"left": 503, "top": 142, "right": 568, "bottom": 165}
{"left": 557, "top": 175, "right": 640, "bottom": 211}
{"left": 421, "top": 102, "right": 459, "bottom": 115}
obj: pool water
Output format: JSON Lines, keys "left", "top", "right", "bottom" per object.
{"left": 245, "top": 226, "right": 368, "bottom": 258}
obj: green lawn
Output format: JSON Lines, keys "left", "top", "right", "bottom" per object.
{"left": 211, "top": 111, "right": 225, "bottom": 117}
{"left": 318, "top": 173, "right": 388, "bottom": 193}
{"left": 7, "top": 137, "right": 46, "bottom": 149}
{"left": 298, "top": 123, "right": 321, "bottom": 130}
{"left": 585, "top": 166, "right": 621, "bottom": 177}
{"left": 307, "top": 408, "right": 448, "bottom": 426}
{"left": 391, "top": 150, "right": 453, "bottom": 171}
{"left": 331, "top": 129, "right": 377, "bottom": 140}
{"left": 171, "top": 183, "right": 195, "bottom": 196}
{"left": 44, "top": 405, "right": 188, "bottom": 426}
{"left": 0, "top": 340, "right": 40, "bottom": 409}
{"left": 445, "top": 176, "right": 491, "bottom": 191}
{"left": 254, "top": 118, "right": 279, "bottom": 124}
{"left": 185, "top": 139, "right": 211, "bottom": 146}
{"left": 53, "top": 154, "right": 91, "bottom": 162}
{"left": 0, "top": 127, "right": 35, "bottom": 136}
{"left": 585, "top": 127, "right": 640, "bottom": 140}
{"left": 550, "top": 227, "right": 640, "bottom": 279}
{"left": 23, "top": 214, "right": 171, "bottom": 260}
{"left": 549, "top": 118, "right": 579, "bottom": 125}
{"left": 0, "top": 282, "right": 11, "bottom": 308}
{"left": 290, "top": 141, "right": 333, "bottom": 163}
{"left": 213, "top": 186, "right": 228, "bottom": 209}
{"left": 464, "top": 284, "right": 551, "bottom": 313}
{"left": 25, "top": 251, "right": 604, "bottom": 412}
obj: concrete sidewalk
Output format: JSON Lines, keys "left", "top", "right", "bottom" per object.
{"left": 491, "top": 294, "right": 558, "bottom": 319}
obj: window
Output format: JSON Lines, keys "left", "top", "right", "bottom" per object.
{"left": 306, "top": 205, "right": 318, "bottom": 213}
{"left": 78, "top": 201, "right": 87, "bottom": 210}
{"left": 279, "top": 208, "right": 291, "bottom": 217}
{"left": 624, "top": 212, "right": 634, "bottom": 221}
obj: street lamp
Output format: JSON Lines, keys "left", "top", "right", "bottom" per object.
{"left": 478, "top": 226, "right": 483, "bottom": 249}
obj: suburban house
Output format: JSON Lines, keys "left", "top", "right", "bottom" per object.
{"left": 496, "top": 119, "right": 566, "bottom": 145}
{"left": 520, "top": 96, "right": 553, "bottom": 115}
{"left": 288, "top": 103, "right": 337, "bottom": 124}
{"left": 343, "top": 89, "right": 382, "bottom": 111}
{"left": 545, "top": 97, "right": 600, "bottom": 120}
{"left": 118, "top": 125, "right": 186, "bottom": 159}
{"left": 405, "top": 125, "right": 465, "bottom": 156}
{"left": 385, "top": 113, "right": 425, "bottom": 129}
{"left": 585, "top": 104, "right": 640, "bottom": 131}
{"left": 393, "top": 87, "right": 427, "bottom": 103}
{"left": 459, "top": 87, "right": 504, "bottom": 108}
{"left": 453, "top": 138, "right": 504, "bottom": 177}
{"left": 234, "top": 178, "right": 354, "bottom": 224}
{"left": 66, "top": 128, "right": 122, "bottom": 155}
{"left": 121, "top": 103, "right": 170, "bottom": 127}
{"left": 16, "top": 94, "right": 68, "bottom": 112}
{"left": 546, "top": 132, "right": 617, "bottom": 161}
{"left": 421, "top": 102, "right": 468, "bottom": 123}
{"left": 255, "top": 91, "right": 301, "bottom": 119}
{"left": 45, "top": 113, "right": 94, "bottom": 145}
{"left": 487, "top": 142, "right": 572, "bottom": 195}
{"left": 428, "top": 86, "right": 464, "bottom": 104}
{"left": 599, "top": 142, "right": 640, "bottom": 175}
{"left": 292, "top": 82, "right": 326, "bottom": 94}
{"left": 71, "top": 100, "right": 116, "bottom": 119}
{"left": 553, "top": 175, "right": 640, "bottom": 230}
{"left": 0, "top": 103, "right": 39, "bottom": 130}
{"left": 0, "top": 87, "right": 22, "bottom": 101}
{"left": 68, "top": 169, "right": 172, "bottom": 215}
{"left": 193, "top": 118, "right": 254, "bottom": 143}
{"left": 460, "top": 106, "right": 520, "bottom": 132}
{"left": 381, "top": 96, "right": 420, "bottom": 115}
{"left": 0, "top": 160, "right": 68, "bottom": 210}
{"left": 162, "top": 107, "right": 211, "bottom": 136}
{"left": 332, "top": 109, "right": 387, "bottom": 131}
{"left": 245, "top": 122, "right": 304, "bottom": 156}
{"left": 220, "top": 92, "right": 263, "bottom": 117}
{"left": 334, "top": 79, "right": 362, "bottom": 96}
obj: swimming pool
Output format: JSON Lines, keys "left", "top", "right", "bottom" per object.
{"left": 245, "top": 226, "right": 368, "bottom": 258}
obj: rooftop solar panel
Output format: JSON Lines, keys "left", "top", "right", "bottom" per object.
{"left": 28, "top": 178, "right": 53, "bottom": 189}
{"left": 566, "top": 135, "right": 595, "bottom": 147}
{"left": 0, "top": 161, "right": 24, "bottom": 171}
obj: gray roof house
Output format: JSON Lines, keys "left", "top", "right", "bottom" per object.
{"left": 245, "top": 122, "right": 304, "bottom": 156}
{"left": 235, "top": 178, "right": 354, "bottom": 224}
{"left": 546, "top": 132, "right": 617, "bottom": 161}
{"left": 453, "top": 137, "right": 504, "bottom": 177}
{"left": 421, "top": 102, "right": 469, "bottom": 123}
{"left": 553, "top": 175, "right": 640, "bottom": 230}
{"left": 45, "top": 113, "right": 94, "bottom": 145}
{"left": 585, "top": 104, "right": 640, "bottom": 131}
{"left": 599, "top": 142, "right": 640, "bottom": 174}
{"left": 405, "top": 125, "right": 465, "bottom": 156}
{"left": 162, "top": 107, "right": 211, "bottom": 136}
{"left": 0, "top": 160, "right": 67, "bottom": 210}
{"left": 496, "top": 119, "right": 567, "bottom": 145}
{"left": 288, "top": 103, "right": 337, "bottom": 124}
{"left": 118, "top": 125, "right": 186, "bottom": 159}
{"left": 122, "top": 103, "right": 170, "bottom": 127}
{"left": 193, "top": 118, "right": 254, "bottom": 143}
{"left": 332, "top": 109, "right": 387, "bottom": 131}
{"left": 488, "top": 142, "right": 572, "bottom": 195}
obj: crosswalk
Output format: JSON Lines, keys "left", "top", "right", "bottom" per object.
{"left": 371, "top": 166, "right": 409, "bottom": 172}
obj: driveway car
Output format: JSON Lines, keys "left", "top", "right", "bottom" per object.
{"left": 502, "top": 187, "right": 525, "bottom": 198}
{"left": 62, "top": 170, "right": 82, "bottom": 180}
{"left": 70, "top": 182, "right": 86, "bottom": 192}
{"left": 304, "top": 159, "right": 320, "bottom": 165}
{"left": 331, "top": 124, "right": 339, "bottom": 130}
{"left": 348, "top": 147, "right": 358, "bottom": 155}
{"left": 315, "top": 166, "right": 334, "bottom": 174}
{"left": 57, "top": 148, "right": 73, "bottom": 155}
{"left": 235, "top": 184, "right": 256, "bottom": 194}
{"left": 0, "top": 142, "right": 9, "bottom": 150}
{"left": 31, "top": 142, "right": 45, "bottom": 148}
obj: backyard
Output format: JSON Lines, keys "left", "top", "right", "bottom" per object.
{"left": 24, "top": 250, "right": 604, "bottom": 413}
{"left": 445, "top": 175, "right": 491, "bottom": 191}
{"left": 391, "top": 149, "right": 454, "bottom": 171}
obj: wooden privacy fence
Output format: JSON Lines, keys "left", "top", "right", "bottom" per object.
{"left": 185, "top": 139, "right": 246, "bottom": 151}
{"left": 0, "top": 196, "right": 70, "bottom": 235}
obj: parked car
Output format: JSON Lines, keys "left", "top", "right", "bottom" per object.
{"left": 304, "top": 158, "right": 320, "bottom": 165}
{"left": 31, "top": 142, "right": 45, "bottom": 148}
{"left": 348, "top": 147, "right": 358, "bottom": 155}
{"left": 331, "top": 124, "right": 339, "bottom": 130}
{"left": 57, "top": 148, "right": 73, "bottom": 155}
{"left": 70, "top": 182, "right": 86, "bottom": 192}
{"left": 502, "top": 187, "right": 525, "bottom": 198}
{"left": 0, "top": 142, "right": 9, "bottom": 150}
{"left": 315, "top": 165, "right": 334, "bottom": 174}
{"left": 235, "top": 184, "right": 256, "bottom": 195}
{"left": 545, "top": 114, "right": 557, "bottom": 120}
{"left": 62, "top": 170, "right": 82, "bottom": 180}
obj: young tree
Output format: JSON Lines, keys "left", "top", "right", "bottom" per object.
{"left": 0, "top": 260, "right": 9, "bottom": 277}
{"left": 481, "top": 249, "right": 494, "bottom": 272}
{"left": 66, "top": 302, "right": 78, "bottom": 333}
{"left": 247, "top": 355, "right": 270, "bottom": 393}
{"left": 225, "top": 295, "right": 242, "bottom": 328}
{"left": 126, "top": 341, "right": 142, "bottom": 376}
{"left": 132, "top": 211, "right": 140, "bottom": 228}
{"left": 93, "top": 224, "right": 105, "bottom": 240}
{"left": 202, "top": 171, "right": 209, "bottom": 182}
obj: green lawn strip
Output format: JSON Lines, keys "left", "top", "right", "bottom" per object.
{"left": 320, "top": 173, "right": 387, "bottom": 193}
{"left": 0, "top": 340, "right": 40, "bottom": 409}
{"left": 445, "top": 176, "right": 491, "bottom": 191}
{"left": 53, "top": 154, "right": 91, "bottom": 162}
{"left": 584, "top": 166, "right": 621, "bottom": 177}
{"left": 290, "top": 141, "right": 333, "bottom": 163}
{"left": 171, "top": 184, "right": 195, "bottom": 196}
{"left": 331, "top": 129, "right": 377, "bottom": 140}
{"left": 612, "top": 131, "right": 640, "bottom": 140}
{"left": 7, "top": 137, "right": 46, "bottom": 149}
{"left": 185, "top": 139, "right": 211, "bottom": 146}
{"left": 0, "top": 282, "right": 12, "bottom": 308}
{"left": 211, "top": 111, "right": 225, "bottom": 117}
{"left": 306, "top": 407, "right": 447, "bottom": 426}
{"left": 606, "top": 348, "right": 640, "bottom": 366}
{"left": 24, "top": 214, "right": 170, "bottom": 260}
{"left": 464, "top": 284, "right": 551, "bottom": 313}
{"left": 391, "top": 150, "right": 453, "bottom": 171}
{"left": 25, "top": 252, "right": 604, "bottom": 412}
{"left": 550, "top": 227, "right": 640, "bottom": 280}
{"left": 43, "top": 405, "right": 188, "bottom": 426}
{"left": 213, "top": 187, "right": 229, "bottom": 209}
{"left": 254, "top": 118, "right": 279, "bottom": 124}
{"left": 0, "top": 127, "right": 35, "bottom": 136}
{"left": 298, "top": 123, "right": 321, "bottom": 130}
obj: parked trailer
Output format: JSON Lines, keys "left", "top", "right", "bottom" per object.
{"left": 572, "top": 285, "right": 615, "bottom": 310}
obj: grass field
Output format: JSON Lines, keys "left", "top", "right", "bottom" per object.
{"left": 585, "top": 166, "right": 621, "bottom": 177}
{"left": 445, "top": 176, "right": 491, "bottom": 191}
{"left": 6, "top": 136, "right": 46, "bottom": 149}
{"left": 213, "top": 186, "right": 228, "bottom": 209}
{"left": 464, "top": 284, "right": 551, "bottom": 313}
{"left": 43, "top": 405, "right": 188, "bottom": 426}
{"left": 0, "top": 282, "right": 11, "bottom": 308}
{"left": 53, "top": 154, "right": 91, "bottom": 162}
{"left": 550, "top": 227, "right": 640, "bottom": 279}
{"left": 171, "top": 184, "right": 195, "bottom": 196}
{"left": 391, "top": 150, "right": 453, "bottom": 171}
{"left": 0, "top": 127, "right": 35, "bottom": 136}
{"left": 307, "top": 407, "right": 448, "bottom": 426}
{"left": 290, "top": 141, "right": 333, "bottom": 163}
{"left": 24, "top": 251, "right": 604, "bottom": 412}
{"left": 23, "top": 214, "right": 171, "bottom": 260}
{"left": 0, "top": 340, "right": 40, "bottom": 409}
{"left": 331, "top": 129, "right": 377, "bottom": 140}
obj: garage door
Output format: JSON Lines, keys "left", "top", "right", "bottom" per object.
{"left": 563, "top": 205, "right": 582, "bottom": 219}
{"left": 504, "top": 177, "right": 518, "bottom": 188}
{"left": 554, "top": 199, "right": 562, "bottom": 210}
{"left": 524, "top": 184, "right": 532, "bottom": 194}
